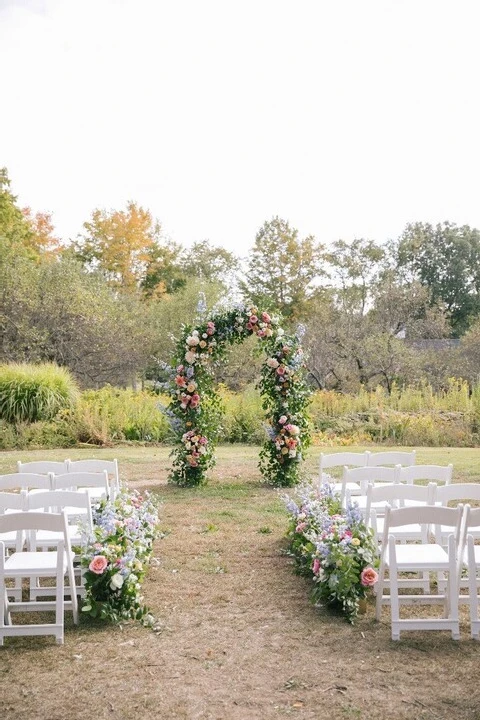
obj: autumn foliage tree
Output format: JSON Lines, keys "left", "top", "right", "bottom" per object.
{"left": 74, "top": 201, "right": 172, "bottom": 294}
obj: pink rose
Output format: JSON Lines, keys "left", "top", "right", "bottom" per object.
{"left": 360, "top": 567, "right": 378, "bottom": 587}
{"left": 279, "top": 415, "right": 288, "bottom": 425}
{"left": 89, "top": 555, "right": 108, "bottom": 575}
{"left": 312, "top": 558, "right": 321, "bottom": 575}
{"left": 261, "top": 312, "right": 271, "bottom": 323}
{"left": 246, "top": 322, "right": 253, "bottom": 330}
{"left": 249, "top": 314, "right": 258, "bottom": 324}
{"left": 295, "top": 521, "right": 307, "bottom": 533}
{"left": 276, "top": 365, "right": 286, "bottom": 376}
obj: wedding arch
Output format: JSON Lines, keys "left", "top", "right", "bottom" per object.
{"left": 165, "top": 305, "right": 311, "bottom": 487}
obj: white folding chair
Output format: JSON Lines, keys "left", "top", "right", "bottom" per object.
{"left": 0, "top": 511, "right": 79, "bottom": 645}
{"left": 399, "top": 464, "right": 452, "bottom": 487}
{"left": 365, "top": 482, "right": 437, "bottom": 546}
{"left": 341, "top": 465, "right": 399, "bottom": 508}
{"left": 463, "top": 507, "right": 480, "bottom": 640}
{"left": 435, "top": 483, "right": 480, "bottom": 542}
{"left": 17, "top": 460, "right": 69, "bottom": 475}
{"left": 27, "top": 490, "right": 93, "bottom": 599}
{"left": 375, "top": 504, "right": 465, "bottom": 640}
{"left": 0, "top": 473, "right": 51, "bottom": 492}
{"left": 367, "top": 450, "right": 416, "bottom": 467}
{"left": 318, "top": 451, "right": 369, "bottom": 495}
{"left": 67, "top": 459, "right": 120, "bottom": 498}
{"left": 51, "top": 471, "right": 110, "bottom": 504}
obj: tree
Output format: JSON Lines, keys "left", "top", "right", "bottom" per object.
{"left": 21, "top": 208, "right": 62, "bottom": 257}
{"left": 75, "top": 201, "right": 174, "bottom": 294}
{"left": 395, "top": 222, "right": 480, "bottom": 336}
{"left": 181, "top": 240, "right": 239, "bottom": 286}
{"left": 0, "top": 254, "right": 153, "bottom": 388}
{"left": 0, "top": 167, "right": 35, "bottom": 254}
{"left": 325, "top": 238, "right": 385, "bottom": 315}
{"left": 141, "top": 241, "right": 186, "bottom": 298}
{"left": 239, "top": 217, "right": 325, "bottom": 322}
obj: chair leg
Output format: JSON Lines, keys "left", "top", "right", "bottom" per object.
{"left": 447, "top": 536, "right": 460, "bottom": 640}
{"left": 375, "top": 564, "right": 386, "bottom": 621}
{"left": 468, "top": 541, "right": 480, "bottom": 640}
{"left": 388, "top": 539, "right": 400, "bottom": 640}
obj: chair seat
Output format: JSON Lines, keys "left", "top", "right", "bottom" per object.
{"left": 4, "top": 549, "right": 74, "bottom": 575}
{"left": 386, "top": 542, "right": 449, "bottom": 569}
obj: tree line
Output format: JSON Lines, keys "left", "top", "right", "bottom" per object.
{"left": 1, "top": 167, "right": 479, "bottom": 393}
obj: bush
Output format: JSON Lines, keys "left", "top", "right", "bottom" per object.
{"left": 0, "top": 362, "right": 79, "bottom": 424}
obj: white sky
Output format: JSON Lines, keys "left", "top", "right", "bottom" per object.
{"left": 1, "top": 0, "right": 480, "bottom": 257}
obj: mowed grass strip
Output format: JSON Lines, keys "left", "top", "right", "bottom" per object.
{"left": 0, "top": 445, "right": 480, "bottom": 720}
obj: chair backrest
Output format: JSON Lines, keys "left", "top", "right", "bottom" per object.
{"left": 436, "top": 482, "right": 480, "bottom": 506}
{"left": 382, "top": 504, "right": 463, "bottom": 548}
{"left": 0, "top": 473, "right": 51, "bottom": 491}
{"left": 319, "top": 451, "right": 368, "bottom": 477}
{"left": 367, "top": 450, "right": 416, "bottom": 467}
{"left": 365, "top": 481, "right": 437, "bottom": 524}
{"left": 52, "top": 470, "right": 109, "bottom": 494}
{"left": 67, "top": 459, "right": 119, "bottom": 491}
{"left": 0, "top": 509, "right": 70, "bottom": 539}
{"left": 27, "top": 490, "right": 93, "bottom": 530}
{"left": 343, "top": 465, "right": 400, "bottom": 494}
{"left": 398, "top": 464, "right": 453, "bottom": 486}
{"left": 0, "top": 490, "right": 27, "bottom": 513}
{"left": 17, "top": 460, "right": 69, "bottom": 475}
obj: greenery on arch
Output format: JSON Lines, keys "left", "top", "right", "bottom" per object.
{"left": 165, "top": 305, "right": 312, "bottom": 487}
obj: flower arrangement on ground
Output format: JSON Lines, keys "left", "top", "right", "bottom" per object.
{"left": 164, "top": 303, "right": 311, "bottom": 487}
{"left": 283, "top": 479, "right": 379, "bottom": 622}
{"left": 81, "top": 489, "right": 159, "bottom": 624}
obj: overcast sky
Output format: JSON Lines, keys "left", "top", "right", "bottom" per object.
{"left": 1, "top": 0, "right": 479, "bottom": 256}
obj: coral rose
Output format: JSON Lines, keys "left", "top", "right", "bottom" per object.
{"left": 360, "top": 567, "right": 378, "bottom": 587}
{"left": 89, "top": 555, "right": 108, "bottom": 575}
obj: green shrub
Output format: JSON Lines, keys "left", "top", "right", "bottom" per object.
{"left": 0, "top": 362, "right": 79, "bottom": 424}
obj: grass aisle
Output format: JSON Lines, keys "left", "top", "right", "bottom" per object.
{"left": 0, "top": 446, "right": 480, "bottom": 719}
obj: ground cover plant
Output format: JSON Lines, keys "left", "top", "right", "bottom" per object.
{"left": 1, "top": 445, "right": 480, "bottom": 719}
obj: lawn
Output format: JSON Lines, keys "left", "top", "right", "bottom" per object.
{"left": 1, "top": 444, "right": 480, "bottom": 720}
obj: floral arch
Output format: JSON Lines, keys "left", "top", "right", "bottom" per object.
{"left": 165, "top": 305, "right": 311, "bottom": 487}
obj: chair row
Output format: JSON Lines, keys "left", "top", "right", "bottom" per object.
{"left": 0, "top": 471, "right": 110, "bottom": 505}
{"left": 15, "top": 458, "right": 120, "bottom": 496}
{"left": 375, "top": 502, "right": 480, "bottom": 641}
{"left": 334, "top": 463, "right": 452, "bottom": 504}
{"left": 351, "top": 480, "right": 480, "bottom": 547}
{"left": 319, "top": 449, "right": 417, "bottom": 478}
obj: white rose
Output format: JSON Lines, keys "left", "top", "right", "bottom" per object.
{"left": 187, "top": 335, "right": 200, "bottom": 346}
{"left": 266, "top": 358, "right": 279, "bottom": 368}
{"left": 110, "top": 573, "right": 124, "bottom": 591}
{"left": 185, "top": 351, "right": 196, "bottom": 364}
